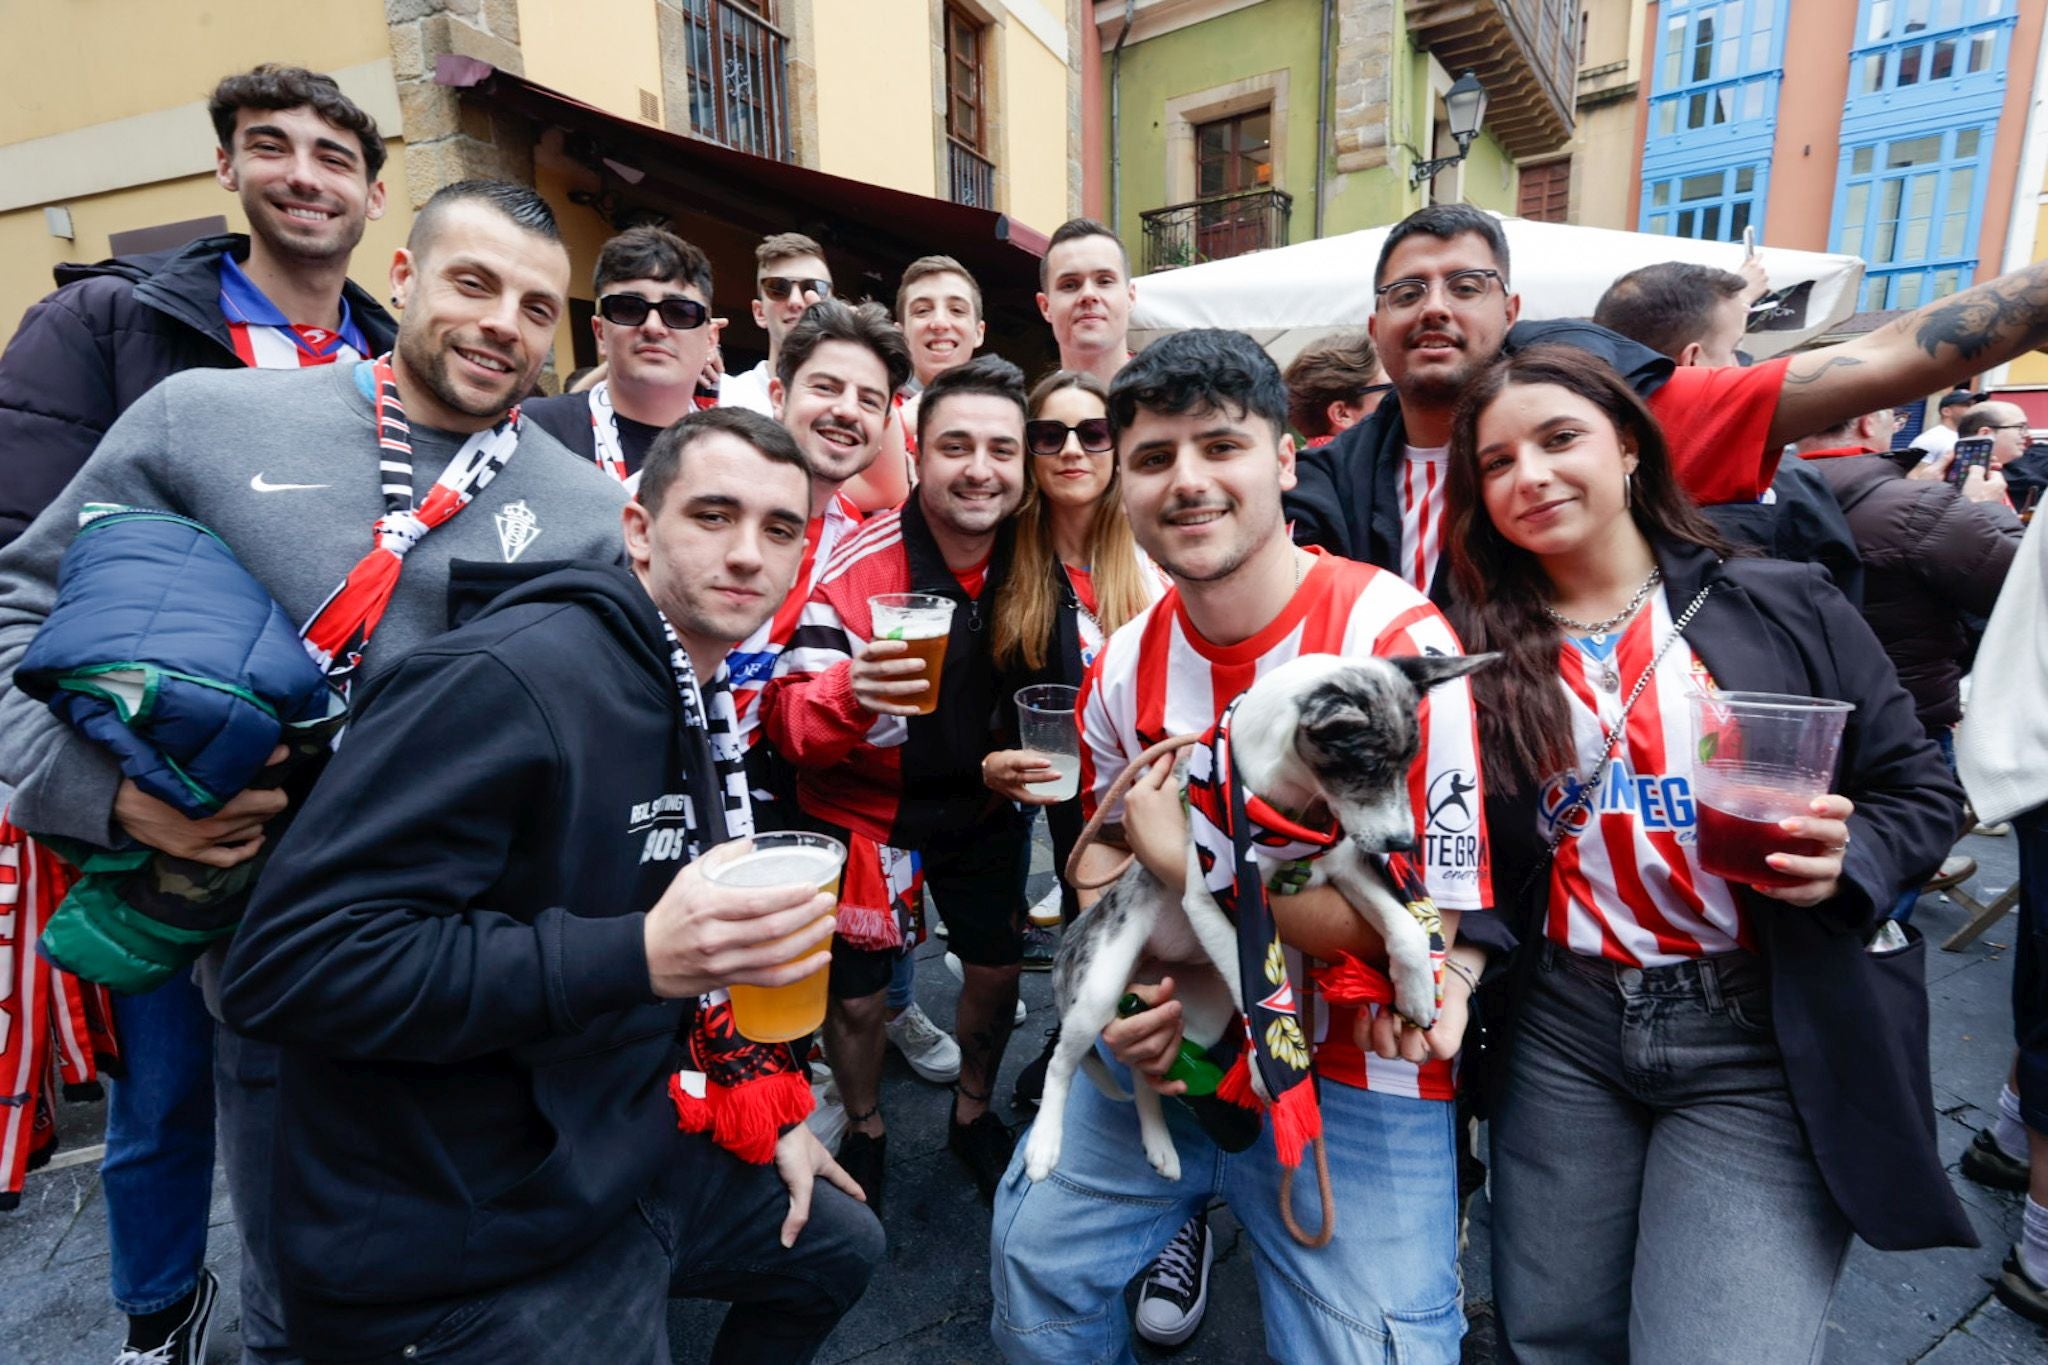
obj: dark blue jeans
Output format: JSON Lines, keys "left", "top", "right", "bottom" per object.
{"left": 2014, "top": 804, "right": 2048, "bottom": 1132}
{"left": 374, "top": 1139, "right": 885, "bottom": 1363}
{"left": 102, "top": 969, "right": 216, "bottom": 1315}
{"left": 1489, "top": 944, "right": 1851, "bottom": 1364}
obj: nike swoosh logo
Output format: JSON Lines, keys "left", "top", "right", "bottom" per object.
{"left": 250, "top": 473, "right": 330, "bottom": 492}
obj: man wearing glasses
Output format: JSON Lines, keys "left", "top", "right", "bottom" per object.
{"left": 1957, "top": 401, "right": 2033, "bottom": 505}
{"left": 720, "top": 232, "right": 834, "bottom": 417}
{"left": 1291, "top": 201, "right": 2048, "bottom": 600}
{"left": 525, "top": 227, "right": 720, "bottom": 487}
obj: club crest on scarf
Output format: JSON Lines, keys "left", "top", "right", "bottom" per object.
{"left": 1183, "top": 693, "right": 1336, "bottom": 1165}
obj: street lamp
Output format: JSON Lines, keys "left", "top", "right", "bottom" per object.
{"left": 1409, "top": 71, "right": 1490, "bottom": 188}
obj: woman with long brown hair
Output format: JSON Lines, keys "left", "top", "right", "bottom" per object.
{"left": 1443, "top": 346, "right": 1973, "bottom": 1360}
{"left": 981, "top": 370, "right": 1161, "bottom": 1097}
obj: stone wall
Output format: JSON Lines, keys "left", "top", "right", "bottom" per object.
{"left": 1333, "top": 0, "right": 1393, "bottom": 173}
{"left": 387, "top": 0, "right": 534, "bottom": 205}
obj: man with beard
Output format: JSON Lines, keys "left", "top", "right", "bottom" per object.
{"left": 523, "top": 227, "right": 720, "bottom": 486}
{"left": 1037, "top": 218, "right": 1136, "bottom": 388}
{"left": 761, "top": 355, "right": 1032, "bottom": 1211}
{"left": 0, "top": 179, "right": 626, "bottom": 1364}
{"left": 0, "top": 64, "right": 400, "bottom": 1364}
{"left": 1287, "top": 202, "right": 2048, "bottom": 598}
{"left": 0, "top": 65, "right": 398, "bottom": 548}
{"left": 217, "top": 408, "right": 884, "bottom": 1361}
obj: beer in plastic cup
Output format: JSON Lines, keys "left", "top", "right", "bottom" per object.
{"left": 1688, "top": 690, "right": 1852, "bottom": 889}
{"left": 1015, "top": 684, "right": 1082, "bottom": 802}
{"left": 708, "top": 832, "right": 846, "bottom": 1043}
{"left": 869, "top": 593, "right": 955, "bottom": 717}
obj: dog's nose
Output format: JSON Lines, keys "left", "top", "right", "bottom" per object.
{"left": 1377, "top": 828, "right": 1417, "bottom": 854}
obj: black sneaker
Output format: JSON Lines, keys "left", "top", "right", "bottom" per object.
{"left": 1997, "top": 1245, "right": 2048, "bottom": 1325}
{"left": 948, "top": 1110, "right": 1017, "bottom": 1200}
{"left": 114, "top": 1266, "right": 217, "bottom": 1365}
{"left": 837, "top": 1130, "right": 887, "bottom": 1218}
{"left": 1021, "top": 924, "right": 1058, "bottom": 972}
{"left": 1961, "top": 1128, "right": 2032, "bottom": 1192}
{"left": 1134, "top": 1210, "right": 1212, "bottom": 1347}
{"left": 1013, "top": 1028, "right": 1060, "bottom": 1111}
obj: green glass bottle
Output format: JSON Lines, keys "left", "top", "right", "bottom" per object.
{"left": 1118, "top": 992, "right": 1224, "bottom": 1096}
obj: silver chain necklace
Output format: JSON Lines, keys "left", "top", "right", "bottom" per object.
{"left": 1543, "top": 567, "right": 1663, "bottom": 642}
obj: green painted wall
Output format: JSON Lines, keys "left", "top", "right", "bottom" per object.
{"left": 1108, "top": 0, "right": 1521, "bottom": 255}
{"left": 1108, "top": 0, "right": 1326, "bottom": 250}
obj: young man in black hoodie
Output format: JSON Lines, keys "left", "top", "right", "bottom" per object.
{"left": 219, "top": 407, "right": 883, "bottom": 1362}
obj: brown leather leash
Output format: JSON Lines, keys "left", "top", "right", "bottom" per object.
{"left": 1061, "top": 734, "right": 1337, "bottom": 1249}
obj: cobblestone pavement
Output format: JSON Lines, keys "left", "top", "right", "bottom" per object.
{"left": 6, "top": 826, "right": 2043, "bottom": 1363}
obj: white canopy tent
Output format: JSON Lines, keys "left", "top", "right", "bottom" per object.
{"left": 1128, "top": 214, "right": 1867, "bottom": 365}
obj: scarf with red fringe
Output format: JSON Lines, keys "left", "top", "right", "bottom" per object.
{"left": 656, "top": 618, "right": 814, "bottom": 1163}
{"left": 1186, "top": 698, "right": 1448, "bottom": 1167}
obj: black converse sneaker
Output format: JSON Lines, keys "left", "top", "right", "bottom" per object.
{"left": 1134, "top": 1210, "right": 1213, "bottom": 1347}
{"left": 114, "top": 1266, "right": 217, "bottom": 1365}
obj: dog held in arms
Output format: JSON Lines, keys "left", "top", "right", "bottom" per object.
{"left": 1022, "top": 651, "right": 1492, "bottom": 1183}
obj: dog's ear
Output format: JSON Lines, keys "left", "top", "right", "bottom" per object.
{"left": 1388, "top": 652, "right": 1497, "bottom": 694}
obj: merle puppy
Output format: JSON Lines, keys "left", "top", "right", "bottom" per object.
{"left": 1022, "top": 651, "right": 1491, "bottom": 1183}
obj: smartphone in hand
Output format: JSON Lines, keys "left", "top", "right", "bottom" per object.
{"left": 1946, "top": 435, "right": 1994, "bottom": 487}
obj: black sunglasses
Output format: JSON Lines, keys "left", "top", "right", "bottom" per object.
{"left": 1025, "top": 417, "right": 1114, "bottom": 457}
{"left": 760, "top": 276, "right": 834, "bottom": 301}
{"left": 598, "top": 293, "right": 710, "bottom": 330}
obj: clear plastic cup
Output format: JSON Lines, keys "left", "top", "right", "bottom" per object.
{"left": 1688, "top": 689, "right": 1854, "bottom": 889}
{"left": 705, "top": 832, "right": 845, "bottom": 1042}
{"left": 869, "top": 593, "right": 956, "bottom": 717}
{"left": 1015, "top": 684, "right": 1082, "bottom": 802}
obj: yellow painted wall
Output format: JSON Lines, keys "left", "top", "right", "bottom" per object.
{"left": 998, "top": 20, "right": 1068, "bottom": 231}
{"left": 1, "top": 0, "right": 393, "bottom": 144}
{"left": 1571, "top": 100, "right": 1639, "bottom": 230}
{"left": 812, "top": 0, "right": 938, "bottom": 197}
{"left": 517, "top": 0, "right": 666, "bottom": 126}
{"left": 0, "top": 156, "right": 414, "bottom": 353}
{"left": 534, "top": 159, "right": 619, "bottom": 374}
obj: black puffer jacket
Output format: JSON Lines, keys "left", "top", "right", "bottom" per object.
{"left": 0, "top": 233, "right": 397, "bottom": 546}
{"left": 1800, "top": 448, "right": 2021, "bottom": 734}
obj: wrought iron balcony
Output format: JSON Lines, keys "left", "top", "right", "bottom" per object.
{"left": 1406, "top": 0, "right": 1577, "bottom": 158}
{"left": 1139, "top": 188, "right": 1293, "bottom": 273}
{"left": 948, "top": 136, "right": 996, "bottom": 208}
{"left": 682, "top": 0, "right": 792, "bottom": 162}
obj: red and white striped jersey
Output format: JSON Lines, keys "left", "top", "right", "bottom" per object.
{"left": 1077, "top": 548, "right": 1491, "bottom": 1100}
{"left": 1536, "top": 588, "right": 1750, "bottom": 967}
{"left": 1397, "top": 445, "right": 1448, "bottom": 591}
{"left": 729, "top": 492, "right": 863, "bottom": 744}
{"left": 218, "top": 254, "right": 367, "bottom": 370}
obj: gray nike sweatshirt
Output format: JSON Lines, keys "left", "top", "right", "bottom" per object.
{"left": 0, "top": 359, "right": 629, "bottom": 848}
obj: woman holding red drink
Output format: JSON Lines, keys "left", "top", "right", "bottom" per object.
{"left": 1441, "top": 347, "right": 1975, "bottom": 1362}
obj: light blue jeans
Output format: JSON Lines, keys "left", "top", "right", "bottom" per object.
{"left": 989, "top": 1051, "right": 1463, "bottom": 1364}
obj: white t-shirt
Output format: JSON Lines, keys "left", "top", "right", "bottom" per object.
{"left": 1911, "top": 423, "right": 1957, "bottom": 460}
{"left": 718, "top": 359, "right": 775, "bottom": 417}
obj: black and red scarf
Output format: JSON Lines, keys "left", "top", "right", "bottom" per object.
{"left": 298, "top": 355, "right": 519, "bottom": 684}
{"left": 1183, "top": 694, "right": 1446, "bottom": 1166}
{"left": 659, "top": 619, "right": 815, "bottom": 1164}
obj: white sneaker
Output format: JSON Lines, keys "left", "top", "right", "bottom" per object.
{"left": 885, "top": 1002, "right": 961, "bottom": 1083}
{"left": 1027, "top": 883, "right": 1063, "bottom": 927}
{"left": 1134, "top": 1210, "right": 1212, "bottom": 1346}
{"left": 944, "top": 952, "right": 1028, "bottom": 1025}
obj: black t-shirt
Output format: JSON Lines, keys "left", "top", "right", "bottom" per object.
{"left": 520, "top": 392, "right": 663, "bottom": 475}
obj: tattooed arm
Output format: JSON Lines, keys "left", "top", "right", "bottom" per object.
{"left": 1766, "top": 260, "right": 2048, "bottom": 448}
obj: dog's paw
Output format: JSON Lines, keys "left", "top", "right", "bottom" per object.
{"left": 1022, "top": 1127, "right": 1061, "bottom": 1181}
{"left": 1392, "top": 977, "right": 1440, "bottom": 1032}
{"left": 1143, "top": 1129, "right": 1182, "bottom": 1181}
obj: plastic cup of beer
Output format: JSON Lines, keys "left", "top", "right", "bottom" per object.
{"left": 708, "top": 832, "right": 846, "bottom": 1043}
{"left": 1015, "top": 684, "right": 1083, "bottom": 803}
{"left": 1688, "top": 689, "right": 1853, "bottom": 889}
{"left": 869, "top": 592, "right": 955, "bottom": 717}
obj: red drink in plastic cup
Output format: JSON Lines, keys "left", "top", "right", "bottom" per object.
{"left": 1689, "top": 690, "right": 1852, "bottom": 892}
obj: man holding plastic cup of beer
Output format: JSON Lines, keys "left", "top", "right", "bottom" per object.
{"left": 218, "top": 408, "right": 882, "bottom": 1361}
{"left": 762, "top": 355, "right": 1035, "bottom": 1211}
